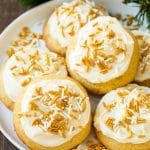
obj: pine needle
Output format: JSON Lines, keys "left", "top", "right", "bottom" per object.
{"left": 123, "top": 0, "right": 150, "bottom": 29}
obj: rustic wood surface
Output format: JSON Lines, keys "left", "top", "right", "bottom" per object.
{"left": 0, "top": 0, "right": 28, "bottom": 149}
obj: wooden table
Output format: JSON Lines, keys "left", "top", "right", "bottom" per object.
{"left": 0, "top": 0, "right": 28, "bottom": 149}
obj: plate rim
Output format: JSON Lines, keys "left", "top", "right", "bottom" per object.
{"left": 0, "top": 1, "right": 55, "bottom": 149}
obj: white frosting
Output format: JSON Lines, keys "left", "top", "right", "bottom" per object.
{"left": 48, "top": 0, "right": 108, "bottom": 48}
{"left": 94, "top": 84, "right": 150, "bottom": 144}
{"left": 2, "top": 45, "right": 67, "bottom": 102}
{"left": 68, "top": 16, "right": 134, "bottom": 83}
{"left": 133, "top": 30, "right": 150, "bottom": 82}
{"left": 20, "top": 78, "right": 91, "bottom": 147}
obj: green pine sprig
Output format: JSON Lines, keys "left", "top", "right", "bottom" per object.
{"left": 123, "top": 0, "right": 150, "bottom": 29}
{"left": 18, "top": 0, "right": 49, "bottom": 7}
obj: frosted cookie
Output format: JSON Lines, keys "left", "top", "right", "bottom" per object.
{"left": 14, "top": 75, "right": 91, "bottom": 150}
{"left": 94, "top": 84, "right": 150, "bottom": 150}
{"left": 43, "top": 0, "right": 108, "bottom": 56}
{"left": 66, "top": 16, "right": 139, "bottom": 94}
{"left": 0, "top": 44, "right": 67, "bottom": 110}
{"left": 133, "top": 30, "right": 150, "bottom": 87}
{"left": 73, "top": 130, "right": 108, "bottom": 150}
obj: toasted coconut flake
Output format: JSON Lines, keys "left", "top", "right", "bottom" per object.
{"left": 32, "top": 118, "right": 43, "bottom": 126}
{"left": 22, "top": 26, "right": 30, "bottom": 33}
{"left": 7, "top": 48, "right": 15, "bottom": 57}
{"left": 115, "top": 13, "right": 122, "bottom": 20}
{"left": 10, "top": 65, "right": 17, "bottom": 70}
{"left": 12, "top": 41, "right": 19, "bottom": 46}
{"left": 93, "top": 22, "right": 99, "bottom": 27}
{"left": 138, "top": 135, "right": 146, "bottom": 138}
{"left": 107, "top": 30, "right": 115, "bottom": 39}
{"left": 137, "top": 118, "right": 146, "bottom": 124}
{"left": 127, "top": 127, "right": 134, "bottom": 138}
{"left": 124, "top": 117, "right": 131, "bottom": 125}
{"left": 103, "top": 102, "right": 116, "bottom": 112}
{"left": 21, "top": 77, "right": 32, "bottom": 86}
{"left": 18, "top": 112, "right": 31, "bottom": 118}
{"left": 105, "top": 117, "right": 115, "bottom": 130}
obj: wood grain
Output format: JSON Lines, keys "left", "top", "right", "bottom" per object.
{"left": 0, "top": 0, "right": 27, "bottom": 149}
{"left": 0, "top": 0, "right": 28, "bottom": 33}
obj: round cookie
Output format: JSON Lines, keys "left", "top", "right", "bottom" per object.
{"left": 43, "top": 0, "right": 108, "bottom": 56}
{"left": 133, "top": 30, "right": 150, "bottom": 87}
{"left": 94, "top": 84, "right": 150, "bottom": 150}
{"left": 0, "top": 45, "right": 67, "bottom": 110}
{"left": 73, "top": 130, "right": 108, "bottom": 150}
{"left": 66, "top": 16, "right": 139, "bottom": 94}
{"left": 14, "top": 75, "right": 92, "bottom": 150}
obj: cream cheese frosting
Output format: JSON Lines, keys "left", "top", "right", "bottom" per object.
{"left": 68, "top": 16, "right": 134, "bottom": 83}
{"left": 133, "top": 30, "right": 150, "bottom": 82}
{"left": 48, "top": 0, "right": 108, "bottom": 48}
{"left": 94, "top": 84, "right": 150, "bottom": 144}
{"left": 2, "top": 43, "right": 67, "bottom": 102}
{"left": 18, "top": 78, "right": 91, "bottom": 147}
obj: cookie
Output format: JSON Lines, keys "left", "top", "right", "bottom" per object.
{"left": 66, "top": 16, "right": 139, "bottom": 94}
{"left": 43, "top": 0, "right": 108, "bottom": 56}
{"left": 14, "top": 75, "right": 91, "bottom": 150}
{"left": 0, "top": 43, "right": 67, "bottom": 110}
{"left": 94, "top": 84, "right": 150, "bottom": 150}
{"left": 133, "top": 30, "right": 150, "bottom": 87}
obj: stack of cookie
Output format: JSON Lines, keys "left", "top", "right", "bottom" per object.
{"left": 0, "top": 0, "right": 149, "bottom": 150}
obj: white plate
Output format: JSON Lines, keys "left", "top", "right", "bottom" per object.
{"left": 0, "top": 0, "right": 141, "bottom": 149}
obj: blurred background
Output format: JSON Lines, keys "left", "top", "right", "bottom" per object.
{"left": 0, "top": 0, "right": 28, "bottom": 33}
{"left": 0, "top": 0, "right": 26, "bottom": 149}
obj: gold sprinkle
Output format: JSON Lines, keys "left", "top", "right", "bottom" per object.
{"left": 21, "top": 77, "right": 32, "bottom": 86}
{"left": 115, "top": 13, "right": 122, "bottom": 20}
{"left": 126, "top": 109, "right": 133, "bottom": 117}
{"left": 105, "top": 117, "right": 115, "bottom": 130}
{"left": 70, "top": 112, "right": 78, "bottom": 120}
{"left": 36, "top": 34, "right": 43, "bottom": 39}
{"left": 127, "top": 127, "right": 134, "bottom": 138}
{"left": 60, "top": 26, "right": 65, "bottom": 37}
{"left": 117, "top": 91, "right": 129, "bottom": 97}
{"left": 115, "top": 47, "right": 125, "bottom": 55}
{"left": 35, "top": 87, "right": 43, "bottom": 95}
{"left": 103, "top": 102, "right": 116, "bottom": 112}
{"left": 54, "top": 64, "right": 59, "bottom": 71}
{"left": 10, "top": 65, "right": 17, "bottom": 70}
{"left": 65, "top": 22, "right": 73, "bottom": 28}
{"left": 45, "top": 53, "right": 50, "bottom": 66}
{"left": 68, "top": 26, "right": 75, "bottom": 36}
{"left": 18, "top": 112, "right": 31, "bottom": 118}
{"left": 32, "top": 118, "right": 43, "bottom": 126}
{"left": 126, "top": 15, "right": 134, "bottom": 25}
{"left": 12, "top": 41, "right": 19, "bottom": 46}
{"left": 20, "top": 41, "right": 29, "bottom": 46}
{"left": 30, "top": 32, "right": 37, "bottom": 38}
{"left": 124, "top": 117, "right": 131, "bottom": 125}
{"left": 15, "top": 55, "right": 20, "bottom": 61}
{"left": 7, "top": 48, "right": 15, "bottom": 57}
{"left": 22, "top": 27, "right": 30, "bottom": 33}
{"left": 107, "top": 30, "right": 115, "bottom": 39}
{"left": 138, "top": 135, "right": 145, "bottom": 138}
{"left": 137, "top": 118, "right": 146, "bottom": 124}
{"left": 93, "top": 22, "right": 98, "bottom": 27}
{"left": 19, "top": 31, "right": 28, "bottom": 39}
{"left": 97, "top": 61, "right": 109, "bottom": 74}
